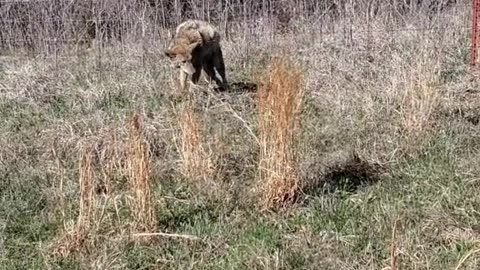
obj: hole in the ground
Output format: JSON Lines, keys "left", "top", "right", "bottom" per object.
{"left": 214, "top": 81, "right": 258, "bottom": 93}
{"left": 443, "top": 108, "right": 480, "bottom": 125}
{"left": 302, "top": 152, "right": 384, "bottom": 196}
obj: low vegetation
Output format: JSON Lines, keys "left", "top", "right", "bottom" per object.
{"left": 1, "top": 1, "right": 480, "bottom": 269}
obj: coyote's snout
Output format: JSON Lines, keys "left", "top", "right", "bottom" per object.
{"left": 165, "top": 20, "right": 228, "bottom": 91}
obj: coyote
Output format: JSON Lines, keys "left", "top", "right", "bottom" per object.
{"left": 164, "top": 20, "right": 228, "bottom": 91}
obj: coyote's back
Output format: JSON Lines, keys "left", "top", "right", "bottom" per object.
{"left": 174, "top": 20, "right": 221, "bottom": 44}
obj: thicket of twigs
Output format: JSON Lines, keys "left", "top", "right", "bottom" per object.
{"left": 0, "top": 0, "right": 460, "bottom": 52}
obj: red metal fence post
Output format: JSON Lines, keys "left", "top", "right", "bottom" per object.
{"left": 471, "top": 0, "right": 479, "bottom": 67}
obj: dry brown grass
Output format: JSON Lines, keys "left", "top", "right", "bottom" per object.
{"left": 77, "top": 147, "right": 96, "bottom": 232}
{"left": 400, "top": 61, "right": 440, "bottom": 137}
{"left": 98, "top": 132, "right": 121, "bottom": 196}
{"left": 389, "top": 218, "right": 399, "bottom": 270}
{"left": 256, "top": 57, "right": 304, "bottom": 209}
{"left": 127, "top": 113, "right": 156, "bottom": 232}
{"left": 177, "top": 103, "right": 215, "bottom": 183}
{"left": 393, "top": 55, "right": 443, "bottom": 158}
{"left": 50, "top": 147, "right": 96, "bottom": 257}
{"left": 3, "top": 2, "right": 478, "bottom": 268}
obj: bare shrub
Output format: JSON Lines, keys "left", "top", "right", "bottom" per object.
{"left": 256, "top": 57, "right": 305, "bottom": 209}
{"left": 0, "top": 0, "right": 460, "bottom": 54}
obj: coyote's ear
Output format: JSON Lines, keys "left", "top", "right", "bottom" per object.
{"left": 164, "top": 49, "right": 175, "bottom": 59}
{"left": 187, "top": 41, "right": 200, "bottom": 52}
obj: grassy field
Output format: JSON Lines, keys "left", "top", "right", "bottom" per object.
{"left": 2, "top": 3, "right": 480, "bottom": 269}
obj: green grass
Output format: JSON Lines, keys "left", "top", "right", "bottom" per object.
{"left": 2, "top": 133, "right": 480, "bottom": 269}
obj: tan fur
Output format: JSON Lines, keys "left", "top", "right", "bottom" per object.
{"left": 165, "top": 20, "right": 228, "bottom": 91}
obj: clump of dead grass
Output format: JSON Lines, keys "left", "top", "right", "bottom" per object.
{"left": 127, "top": 113, "right": 156, "bottom": 232}
{"left": 401, "top": 76, "right": 439, "bottom": 135}
{"left": 51, "top": 147, "right": 96, "bottom": 257}
{"left": 98, "top": 132, "right": 123, "bottom": 196}
{"left": 77, "top": 147, "right": 96, "bottom": 232}
{"left": 177, "top": 103, "right": 215, "bottom": 183}
{"left": 399, "top": 55, "right": 441, "bottom": 141}
{"left": 256, "top": 56, "right": 305, "bottom": 209}
{"left": 51, "top": 117, "right": 157, "bottom": 255}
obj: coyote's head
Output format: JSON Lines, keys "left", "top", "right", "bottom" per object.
{"left": 164, "top": 41, "right": 199, "bottom": 75}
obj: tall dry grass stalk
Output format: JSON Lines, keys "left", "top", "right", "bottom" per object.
{"left": 77, "top": 147, "right": 96, "bottom": 232}
{"left": 178, "top": 105, "right": 215, "bottom": 183}
{"left": 98, "top": 131, "right": 125, "bottom": 196}
{"left": 51, "top": 147, "right": 96, "bottom": 257}
{"left": 127, "top": 113, "right": 156, "bottom": 232}
{"left": 400, "top": 60, "right": 440, "bottom": 137}
{"left": 256, "top": 57, "right": 304, "bottom": 209}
